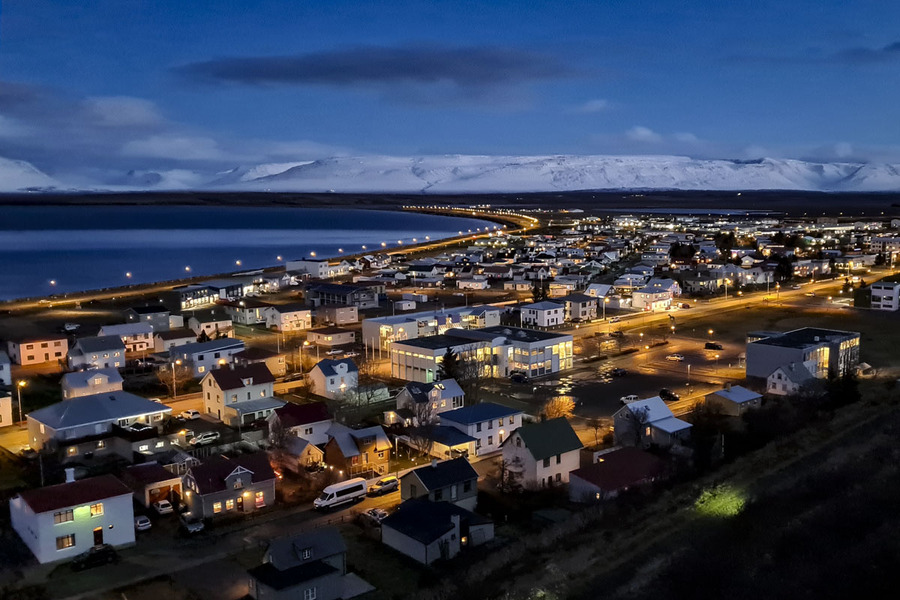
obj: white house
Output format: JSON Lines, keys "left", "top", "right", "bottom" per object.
{"left": 267, "top": 401, "right": 333, "bottom": 446}
{"left": 631, "top": 287, "right": 673, "bottom": 311}
{"left": 870, "top": 281, "right": 900, "bottom": 312}
{"left": 501, "top": 417, "right": 582, "bottom": 489}
{"left": 0, "top": 350, "right": 11, "bottom": 386}
{"left": 385, "top": 379, "right": 465, "bottom": 426}
{"left": 10, "top": 472, "right": 135, "bottom": 564}
{"left": 67, "top": 336, "right": 126, "bottom": 371}
{"left": 613, "top": 397, "right": 692, "bottom": 449}
{"left": 705, "top": 384, "right": 762, "bottom": 417}
{"left": 264, "top": 303, "right": 313, "bottom": 332}
{"left": 309, "top": 358, "right": 359, "bottom": 400}
{"left": 98, "top": 323, "right": 154, "bottom": 353}
{"left": 187, "top": 311, "right": 234, "bottom": 339}
{"left": 519, "top": 301, "right": 565, "bottom": 327}
{"left": 168, "top": 338, "right": 246, "bottom": 377}
{"left": 767, "top": 362, "right": 817, "bottom": 396}
{"left": 439, "top": 402, "right": 523, "bottom": 456}
{"left": 0, "top": 390, "right": 13, "bottom": 428}
{"left": 6, "top": 336, "right": 68, "bottom": 366}
{"left": 153, "top": 328, "right": 197, "bottom": 353}
{"left": 60, "top": 367, "right": 123, "bottom": 400}
{"left": 201, "top": 363, "right": 281, "bottom": 425}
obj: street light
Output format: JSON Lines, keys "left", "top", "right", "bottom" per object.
{"left": 16, "top": 380, "right": 26, "bottom": 423}
{"left": 299, "top": 341, "right": 310, "bottom": 373}
{"left": 603, "top": 297, "right": 609, "bottom": 321}
{"left": 708, "top": 328, "right": 714, "bottom": 341}
{"left": 171, "top": 359, "right": 182, "bottom": 399}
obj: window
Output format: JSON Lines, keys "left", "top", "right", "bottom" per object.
{"left": 139, "top": 444, "right": 149, "bottom": 452}
{"left": 304, "top": 427, "right": 313, "bottom": 435}
{"left": 56, "top": 534, "right": 76, "bottom": 550}
{"left": 255, "top": 491, "right": 265, "bottom": 508}
{"left": 233, "top": 478, "right": 243, "bottom": 489}
{"left": 463, "top": 480, "right": 472, "bottom": 493}
{"left": 303, "top": 588, "right": 317, "bottom": 600}
{"left": 54, "top": 509, "right": 74, "bottom": 524}
{"left": 213, "top": 502, "right": 222, "bottom": 514}
{"left": 434, "top": 489, "right": 443, "bottom": 501}
{"left": 556, "top": 454, "right": 561, "bottom": 465}
{"left": 487, "top": 420, "right": 493, "bottom": 430}
{"left": 476, "top": 423, "right": 482, "bottom": 432}
{"left": 301, "top": 547, "right": 312, "bottom": 560}
{"left": 96, "top": 440, "right": 105, "bottom": 449}
{"left": 488, "top": 435, "right": 493, "bottom": 445}
{"left": 90, "top": 503, "right": 104, "bottom": 517}
{"left": 556, "top": 473, "right": 561, "bottom": 482}
{"left": 155, "top": 441, "right": 165, "bottom": 449}
{"left": 498, "top": 419, "right": 503, "bottom": 428}
{"left": 543, "top": 457, "right": 550, "bottom": 468}
{"left": 508, "top": 416, "right": 514, "bottom": 425}
{"left": 67, "top": 446, "right": 77, "bottom": 456}
{"left": 226, "top": 499, "right": 235, "bottom": 510}
{"left": 198, "top": 366, "right": 205, "bottom": 373}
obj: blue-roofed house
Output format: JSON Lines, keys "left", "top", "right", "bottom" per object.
{"left": 400, "top": 457, "right": 479, "bottom": 511}
{"left": 613, "top": 397, "right": 692, "bottom": 449}
{"left": 439, "top": 402, "right": 523, "bottom": 456}
{"left": 61, "top": 367, "right": 123, "bottom": 400}
{"left": 309, "top": 359, "right": 359, "bottom": 400}
{"left": 67, "top": 336, "right": 126, "bottom": 371}
{"left": 168, "top": 338, "right": 246, "bottom": 377}
{"left": 704, "top": 384, "right": 762, "bottom": 417}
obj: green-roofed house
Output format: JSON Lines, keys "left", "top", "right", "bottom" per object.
{"left": 501, "top": 417, "right": 583, "bottom": 490}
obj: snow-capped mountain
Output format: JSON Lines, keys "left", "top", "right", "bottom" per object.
{"left": 218, "top": 155, "right": 900, "bottom": 193}
{"left": 0, "top": 157, "right": 59, "bottom": 191}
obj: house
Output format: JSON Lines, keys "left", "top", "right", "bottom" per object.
{"left": 60, "top": 367, "right": 123, "bottom": 400}
{"left": 10, "top": 472, "right": 135, "bottom": 564}
{"left": 124, "top": 306, "right": 171, "bottom": 332}
{"left": 120, "top": 462, "right": 184, "bottom": 509}
{"left": 766, "top": 362, "right": 818, "bottom": 396}
{"left": 439, "top": 402, "right": 523, "bottom": 456}
{"left": 0, "top": 349, "right": 10, "bottom": 386}
{"left": 323, "top": 423, "right": 391, "bottom": 477}
{"left": 304, "top": 283, "right": 378, "bottom": 309}
{"left": 585, "top": 283, "right": 613, "bottom": 298}
{"left": 183, "top": 453, "right": 276, "bottom": 520}
{"left": 247, "top": 527, "right": 370, "bottom": 600}
{"left": 7, "top": 336, "right": 69, "bottom": 366}
{"left": 277, "top": 436, "right": 325, "bottom": 474}
{"left": 568, "top": 447, "right": 671, "bottom": 502}
{"left": 307, "top": 327, "right": 356, "bottom": 347}
{"left": 287, "top": 259, "right": 352, "bottom": 279}
{"left": 163, "top": 284, "right": 218, "bottom": 311}
{"left": 645, "top": 277, "right": 682, "bottom": 296}
{"left": 222, "top": 299, "right": 272, "bottom": 325}
{"left": 400, "top": 457, "right": 479, "bottom": 511}
{"left": 153, "top": 328, "right": 198, "bottom": 353}
{"left": 201, "top": 364, "right": 282, "bottom": 426}
{"left": 556, "top": 293, "right": 598, "bottom": 322}
{"left": 26, "top": 391, "right": 172, "bottom": 451}
{"left": 267, "top": 401, "right": 333, "bottom": 446}
{"left": 67, "top": 336, "right": 126, "bottom": 371}
{"left": 187, "top": 310, "right": 234, "bottom": 340}
{"left": 98, "top": 323, "right": 154, "bottom": 353}
{"left": 234, "top": 347, "right": 287, "bottom": 378}
{"left": 705, "top": 384, "right": 762, "bottom": 417}
{"left": 746, "top": 327, "right": 860, "bottom": 380}
{"left": 0, "top": 390, "right": 12, "bottom": 427}
{"left": 318, "top": 305, "right": 359, "bottom": 326}
{"left": 361, "top": 305, "right": 502, "bottom": 350}
{"left": 501, "top": 417, "right": 582, "bottom": 489}
{"left": 309, "top": 359, "right": 358, "bottom": 400}
{"left": 519, "top": 301, "right": 565, "bottom": 327}
{"left": 381, "top": 499, "right": 494, "bottom": 565}
{"left": 169, "top": 338, "right": 246, "bottom": 377}
{"left": 613, "top": 397, "right": 692, "bottom": 449}
{"left": 870, "top": 281, "right": 900, "bottom": 311}
{"left": 264, "top": 303, "right": 313, "bottom": 332}
{"left": 385, "top": 379, "right": 465, "bottom": 426}
{"left": 631, "top": 287, "right": 673, "bottom": 311}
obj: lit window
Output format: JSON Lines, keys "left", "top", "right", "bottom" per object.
{"left": 67, "top": 447, "right": 77, "bottom": 456}
{"left": 90, "top": 503, "right": 104, "bottom": 517}
{"left": 226, "top": 499, "right": 235, "bottom": 510}
{"left": 255, "top": 491, "right": 265, "bottom": 508}
{"left": 56, "top": 534, "right": 76, "bottom": 550}
{"left": 213, "top": 502, "right": 222, "bottom": 514}
{"left": 139, "top": 444, "right": 149, "bottom": 451}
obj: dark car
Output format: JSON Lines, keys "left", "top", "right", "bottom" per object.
{"left": 704, "top": 342, "right": 723, "bottom": 350}
{"left": 70, "top": 544, "right": 118, "bottom": 571}
{"left": 610, "top": 331, "right": 624, "bottom": 338}
{"left": 659, "top": 388, "right": 680, "bottom": 402}
{"left": 510, "top": 372, "right": 529, "bottom": 384}
{"left": 610, "top": 368, "right": 627, "bottom": 377}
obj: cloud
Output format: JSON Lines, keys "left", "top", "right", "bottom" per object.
{"left": 573, "top": 99, "right": 610, "bottom": 113}
{"left": 175, "top": 44, "right": 571, "bottom": 103}
{"left": 728, "top": 40, "right": 900, "bottom": 66}
{"left": 121, "top": 134, "right": 227, "bottom": 160}
{"left": 835, "top": 41, "right": 900, "bottom": 64}
{"left": 625, "top": 126, "right": 662, "bottom": 143}
{"left": 82, "top": 96, "right": 164, "bottom": 128}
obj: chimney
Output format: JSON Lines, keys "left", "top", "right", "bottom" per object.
{"left": 65, "top": 468, "right": 75, "bottom": 484}
{"left": 431, "top": 458, "right": 438, "bottom": 468}
{"left": 725, "top": 382, "right": 732, "bottom": 391}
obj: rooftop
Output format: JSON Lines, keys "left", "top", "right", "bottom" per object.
{"left": 511, "top": 417, "right": 582, "bottom": 461}
{"left": 439, "top": 402, "right": 521, "bottom": 426}
{"left": 272, "top": 401, "right": 331, "bottom": 428}
{"left": 570, "top": 447, "right": 669, "bottom": 491}
{"left": 28, "top": 391, "right": 171, "bottom": 430}
{"left": 208, "top": 363, "right": 275, "bottom": 390}
{"left": 405, "top": 457, "right": 478, "bottom": 490}
{"left": 751, "top": 327, "right": 859, "bottom": 349}
{"left": 16, "top": 474, "right": 132, "bottom": 514}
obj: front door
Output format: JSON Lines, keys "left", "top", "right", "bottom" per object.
{"left": 93, "top": 527, "right": 103, "bottom": 546}
{"left": 236, "top": 495, "right": 244, "bottom": 512}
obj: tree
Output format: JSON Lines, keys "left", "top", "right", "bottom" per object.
{"left": 586, "top": 417, "right": 605, "bottom": 447}
{"left": 196, "top": 330, "right": 210, "bottom": 343}
{"left": 542, "top": 396, "right": 575, "bottom": 420}
{"left": 498, "top": 456, "right": 524, "bottom": 493}
{"left": 619, "top": 405, "right": 651, "bottom": 447}
{"left": 156, "top": 363, "right": 195, "bottom": 398}
{"left": 689, "top": 400, "right": 726, "bottom": 471}
{"left": 531, "top": 281, "right": 548, "bottom": 302}
{"left": 438, "top": 348, "right": 461, "bottom": 381}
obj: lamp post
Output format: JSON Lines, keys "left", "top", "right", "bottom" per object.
{"left": 16, "top": 380, "right": 26, "bottom": 424}
{"left": 603, "top": 297, "right": 609, "bottom": 321}
{"left": 299, "top": 341, "right": 310, "bottom": 373}
{"left": 171, "top": 359, "right": 182, "bottom": 399}
{"left": 708, "top": 328, "right": 714, "bottom": 341}
{"left": 715, "top": 353, "right": 720, "bottom": 373}
{"left": 686, "top": 364, "right": 691, "bottom": 385}
{"left": 724, "top": 278, "right": 731, "bottom": 300}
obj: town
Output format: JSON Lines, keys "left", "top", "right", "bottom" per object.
{"left": 0, "top": 205, "right": 898, "bottom": 600}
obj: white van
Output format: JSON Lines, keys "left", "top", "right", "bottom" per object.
{"left": 314, "top": 478, "right": 367, "bottom": 510}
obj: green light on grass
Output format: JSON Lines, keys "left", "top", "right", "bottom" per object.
{"left": 695, "top": 485, "right": 746, "bottom": 518}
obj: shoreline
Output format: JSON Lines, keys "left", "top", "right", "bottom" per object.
{"left": 0, "top": 205, "right": 531, "bottom": 311}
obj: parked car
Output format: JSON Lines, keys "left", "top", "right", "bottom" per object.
{"left": 153, "top": 499, "right": 174, "bottom": 515}
{"left": 620, "top": 394, "right": 639, "bottom": 404}
{"left": 610, "top": 331, "right": 624, "bottom": 338}
{"left": 63, "top": 323, "right": 81, "bottom": 332}
{"left": 70, "top": 544, "right": 118, "bottom": 571}
{"left": 325, "top": 349, "right": 343, "bottom": 356}
{"left": 134, "top": 515, "right": 152, "bottom": 531}
{"left": 609, "top": 316, "right": 621, "bottom": 323}
{"left": 680, "top": 303, "right": 691, "bottom": 309}
{"left": 179, "top": 515, "right": 205, "bottom": 535}
{"left": 362, "top": 508, "right": 389, "bottom": 525}
{"left": 283, "top": 372, "right": 305, "bottom": 382}
{"left": 791, "top": 284, "right": 802, "bottom": 290}
{"left": 127, "top": 422, "right": 153, "bottom": 433}
{"left": 610, "top": 368, "right": 627, "bottom": 377}
{"left": 805, "top": 292, "right": 816, "bottom": 297}
{"left": 665, "top": 354, "right": 685, "bottom": 362}
{"left": 180, "top": 409, "right": 201, "bottom": 420}
{"left": 659, "top": 388, "right": 680, "bottom": 402}
{"left": 509, "top": 372, "right": 529, "bottom": 384}
{"left": 704, "top": 342, "right": 723, "bottom": 350}
{"left": 344, "top": 351, "right": 359, "bottom": 358}
{"left": 189, "top": 431, "right": 220, "bottom": 446}
{"left": 368, "top": 476, "right": 399, "bottom": 496}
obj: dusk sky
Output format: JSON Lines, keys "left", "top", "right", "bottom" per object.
{"left": 2, "top": 0, "right": 900, "bottom": 182}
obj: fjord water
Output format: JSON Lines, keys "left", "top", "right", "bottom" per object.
{"left": 0, "top": 205, "right": 495, "bottom": 300}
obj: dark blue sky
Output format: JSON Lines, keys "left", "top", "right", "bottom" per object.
{"left": 2, "top": 0, "right": 899, "bottom": 181}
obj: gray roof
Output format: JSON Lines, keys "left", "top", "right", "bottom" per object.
{"left": 71, "top": 335, "right": 125, "bottom": 354}
{"left": 28, "top": 391, "right": 171, "bottom": 430}
{"left": 404, "top": 457, "right": 478, "bottom": 491}
{"left": 228, "top": 397, "right": 286, "bottom": 415}
{"left": 402, "top": 379, "right": 464, "bottom": 404}
{"left": 521, "top": 301, "right": 565, "bottom": 311}
{"left": 170, "top": 338, "right": 245, "bottom": 358}
{"left": 751, "top": 327, "right": 859, "bottom": 349}
{"left": 312, "top": 358, "right": 358, "bottom": 377}
{"left": 327, "top": 423, "right": 391, "bottom": 457}
{"left": 99, "top": 323, "right": 154, "bottom": 337}
{"left": 266, "top": 526, "right": 346, "bottom": 571}
{"left": 709, "top": 385, "right": 762, "bottom": 405}
{"left": 511, "top": 417, "right": 582, "bottom": 461}
{"left": 382, "top": 499, "right": 491, "bottom": 545}
{"left": 439, "top": 402, "right": 521, "bottom": 426}
{"left": 61, "top": 367, "right": 123, "bottom": 389}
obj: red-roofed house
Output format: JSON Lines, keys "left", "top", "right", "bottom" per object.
{"left": 183, "top": 453, "right": 276, "bottom": 520}
{"left": 267, "top": 401, "right": 333, "bottom": 446}
{"left": 10, "top": 471, "right": 134, "bottom": 564}
{"left": 568, "top": 447, "right": 671, "bottom": 503}
{"left": 201, "top": 364, "right": 284, "bottom": 425}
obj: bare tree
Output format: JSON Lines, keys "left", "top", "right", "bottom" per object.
{"left": 543, "top": 396, "right": 575, "bottom": 420}
{"left": 156, "top": 363, "right": 195, "bottom": 398}
{"left": 498, "top": 456, "right": 524, "bottom": 493}
{"left": 586, "top": 417, "right": 604, "bottom": 447}
{"left": 619, "top": 405, "right": 651, "bottom": 447}
{"left": 406, "top": 423, "right": 437, "bottom": 458}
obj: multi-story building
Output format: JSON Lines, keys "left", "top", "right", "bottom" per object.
{"left": 60, "top": 367, "right": 123, "bottom": 400}
{"left": 168, "top": 338, "right": 245, "bottom": 377}
{"left": 308, "top": 359, "right": 358, "bottom": 400}
{"left": 439, "top": 402, "right": 523, "bottom": 456}
{"left": 870, "top": 281, "right": 900, "bottom": 312}
{"left": 98, "top": 323, "right": 154, "bottom": 353}
{"left": 746, "top": 327, "right": 860, "bottom": 380}
{"left": 304, "top": 283, "right": 378, "bottom": 309}
{"left": 519, "top": 301, "right": 565, "bottom": 327}
{"left": 124, "top": 305, "right": 171, "bottom": 332}
{"left": 502, "top": 417, "right": 582, "bottom": 489}
{"left": 183, "top": 453, "right": 276, "bottom": 520}
{"left": 6, "top": 336, "right": 68, "bottom": 366}
{"left": 201, "top": 363, "right": 280, "bottom": 425}
{"left": 67, "top": 336, "right": 126, "bottom": 370}
{"left": 362, "top": 305, "right": 502, "bottom": 350}
{"left": 263, "top": 303, "right": 312, "bottom": 332}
